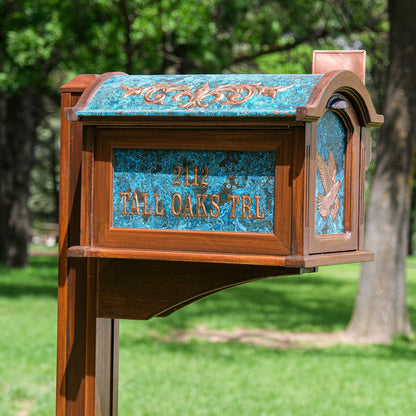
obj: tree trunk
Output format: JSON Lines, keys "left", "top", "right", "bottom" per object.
{"left": 408, "top": 177, "right": 416, "bottom": 255}
{"left": 51, "top": 129, "right": 60, "bottom": 224}
{"left": 346, "top": 0, "right": 416, "bottom": 343}
{"left": 0, "top": 91, "right": 41, "bottom": 267}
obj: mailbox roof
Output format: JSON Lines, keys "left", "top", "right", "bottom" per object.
{"left": 76, "top": 74, "right": 324, "bottom": 118}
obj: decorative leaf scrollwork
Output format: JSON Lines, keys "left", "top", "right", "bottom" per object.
{"left": 120, "top": 82, "right": 295, "bottom": 109}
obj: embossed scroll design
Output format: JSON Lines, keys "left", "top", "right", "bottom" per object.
{"left": 120, "top": 82, "right": 295, "bottom": 110}
{"left": 316, "top": 150, "right": 341, "bottom": 221}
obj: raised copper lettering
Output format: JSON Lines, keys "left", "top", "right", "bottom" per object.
{"left": 171, "top": 193, "right": 182, "bottom": 216}
{"left": 192, "top": 166, "right": 198, "bottom": 187}
{"left": 154, "top": 193, "right": 164, "bottom": 216}
{"left": 210, "top": 194, "right": 220, "bottom": 218}
{"left": 183, "top": 165, "right": 190, "bottom": 187}
{"left": 228, "top": 195, "right": 239, "bottom": 219}
{"left": 200, "top": 166, "right": 209, "bottom": 187}
{"left": 120, "top": 192, "right": 130, "bottom": 215}
{"left": 182, "top": 193, "right": 194, "bottom": 217}
{"left": 241, "top": 195, "right": 253, "bottom": 219}
{"left": 142, "top": 192, "right": 152, "bottom": 216}
{"left": 173, "top": 164, "right": 210, "bottom": 188}
{"left": 121, "top": 189, "right": 264, "bottom": 222}
{"left": 129, "top": 192, "right": 141, "bottom": 215}
{"left": 196, "top": 194, "right": 208, "bottom": 218}
{"left": 173, "top": 165, "right": 181, "bottom": 186}
{"left": 254, "top": 195, "right": 265, "bottom": 219}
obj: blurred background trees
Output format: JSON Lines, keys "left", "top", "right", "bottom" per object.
{"left": 1, "top": 0, "right": 387, "bottom": 266}
{"left": 2, "top": 0, "right": 415, "bottom": 343}
{"left": 346, "top": 0, "right": 416, "bottom": 342}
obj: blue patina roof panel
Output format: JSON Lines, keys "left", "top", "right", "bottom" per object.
{"left": 77, "top": 74, "right": 323, "bottom": 118}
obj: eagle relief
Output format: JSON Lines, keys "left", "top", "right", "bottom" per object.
{"left": 316, "top": 150, "right": 341, "bottom": 221}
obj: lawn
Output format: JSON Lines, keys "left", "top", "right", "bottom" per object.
{"left": 1, "top": 257, "right": 416, "bottom": 415}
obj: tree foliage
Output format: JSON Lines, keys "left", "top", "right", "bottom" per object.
{"left": 1, "top": 1, "right": 388, "bottom": 268}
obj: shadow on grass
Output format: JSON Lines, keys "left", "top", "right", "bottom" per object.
{"left": 120, "top": 332, "right": 416, "bottom": 363}
{"left": 291, "top": 341, "right": 416, "bottom": 361}
{"left": 29, "top": 255, "right": 58, "bottom": 272}
{"left": 0, "top": 256, "right": 58, "bottom": 298}
{"left": 0, "top": 282, "right": 57, "bottom": 298}
{"left": 159, "top": 276, "right": 359, "bottom": 332}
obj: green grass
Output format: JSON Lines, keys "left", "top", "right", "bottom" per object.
{"left": 1, "top": 257, "right": 416, "bottom": 415}
{"left": 119, "top": 341, "right": 416, "bottom": 415}
{"left": 0, "top": 257, "right": 57, "bottom": 416}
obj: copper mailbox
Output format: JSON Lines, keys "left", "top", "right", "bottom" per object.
{"left": 57, "top": 67, "right": 382, "bottom": 416}
{"left": 65, "top": 70, "right": 382, "bottom": 268}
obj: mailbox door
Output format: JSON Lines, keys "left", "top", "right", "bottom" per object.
{"left": 308, "top": 96, "right": 361, "bottom": 254}
{"left": 82, "top": 123, "right": 297, "bottom": 262}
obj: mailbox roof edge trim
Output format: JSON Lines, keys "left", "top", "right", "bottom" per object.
{"left": 68, "top": 72, "right": 324, "bottom": 120}
{"left": 64, "top": 71, "right": 128, "bottom": 121}
{"left": 296, "top": 70, "right": 384, "bottom": 127}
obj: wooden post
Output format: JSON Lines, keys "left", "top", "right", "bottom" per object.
{"left": 57, "top": 76, "right": 119, "bottom": 416}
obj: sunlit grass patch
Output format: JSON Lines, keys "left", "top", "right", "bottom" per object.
{"left": 1, "top": 256, "right": 416, "bottom": 415}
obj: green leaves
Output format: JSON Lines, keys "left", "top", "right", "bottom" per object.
{"left": 0, "top": 1, "right": 63, "bottom": 94}
{"left": 0, "top": 0, "right": 389, "bottom": 94}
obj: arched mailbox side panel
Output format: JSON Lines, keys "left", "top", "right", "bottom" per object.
{"left": 297, "top": 70, "right": 383, "bottom": 256}
{"left": 306, "top": 99, "right": 361, "bottom": 254}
